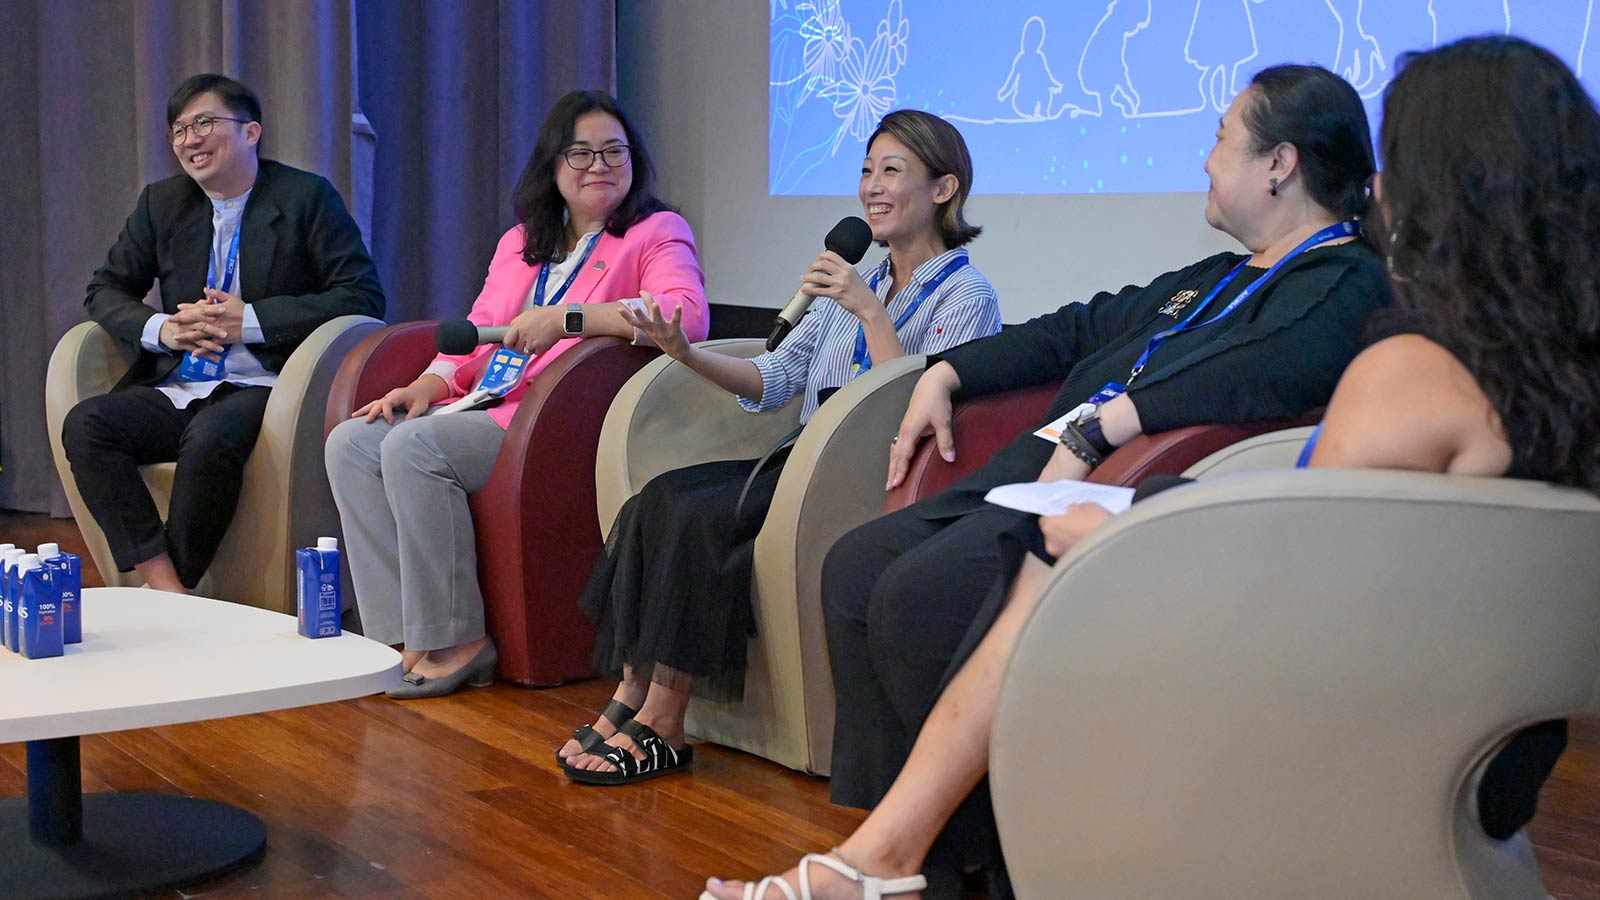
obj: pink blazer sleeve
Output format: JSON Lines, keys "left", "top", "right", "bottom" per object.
{"left": 429, "top": 226, "right": 533, "bottom": 398}
{"left": 633, "top": 211, "right": 710, "bottom": 342}
{"left": 425, "top": 211, "right": 709, "bottom": 427}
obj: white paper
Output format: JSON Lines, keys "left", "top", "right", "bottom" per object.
{"left": 1033, "top": 402, "right": 1096, "bottom": 442}
{"left": 433, "top": 388, "right": 495, "bottom": 416}
{"left": 983, "top": 480, "right": 1136, "bottom": 517}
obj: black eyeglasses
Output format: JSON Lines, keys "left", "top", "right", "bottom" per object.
{"left": 562, "top": 145, "right": 630, "bottom": 170}
{"left": 170, "top": 115, "right": 248, "bottom": 145}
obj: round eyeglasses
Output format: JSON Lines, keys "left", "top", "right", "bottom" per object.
{"left": 170, "top": 115, "right": 248, "bottom": 145}
{"left": 562, "top": 145, "right": 630, "bottom": 170}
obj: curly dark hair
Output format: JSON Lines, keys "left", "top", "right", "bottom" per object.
{"left": 1377, "top": 35, "right": 1600, "bottom": 493}
{"left": 512, "top": 91, "right": 668, "bottom": 266}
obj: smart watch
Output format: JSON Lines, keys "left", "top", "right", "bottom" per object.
{"left": 562, "top": 303, "right": 585, "bottom": 336}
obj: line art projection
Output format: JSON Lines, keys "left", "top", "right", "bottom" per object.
{"left": 770, "top": 0, "right": 1599, "bottom": 195}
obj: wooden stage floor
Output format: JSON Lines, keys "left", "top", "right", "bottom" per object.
{"left": 2, "top": 510, "right": 1597, "bottom": 899}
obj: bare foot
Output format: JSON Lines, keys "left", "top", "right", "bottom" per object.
{"left": 557, "top": 682, "right": 647, "bottom": 762}
{"left": 139, "top": 579, "right": 188, "bottom": 594}
{"left": 565, "top": 708, "right": 685, "bottom": 773}
{"left": 703, "top": 846, "right": 924, "bottom": 900}
{"left": 400, "top": 649, "right": 426, "bottom": 673}
{"left": 133, "top": 554, "right": 187, "bottom": 594}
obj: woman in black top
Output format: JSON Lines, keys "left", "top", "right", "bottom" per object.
{"left": 702, "top": 64, "right": 1391, "bottom": 900}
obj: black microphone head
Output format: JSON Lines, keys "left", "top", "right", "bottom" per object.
{"left": 824, "top": 216, "right": 874, "bottom": 265}
{"left": 434, "top": 320, "right": 480, "bottom": 355}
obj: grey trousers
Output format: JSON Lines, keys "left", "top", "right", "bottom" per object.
{"left": 324, "top": 409, "right": 505, "bottom": 650}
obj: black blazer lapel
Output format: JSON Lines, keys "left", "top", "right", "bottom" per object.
{"left": 169, "top": 203, "right": 213, "bottom": 313}
{"left": 238, "top": 194, "right": 281, "bottom": 303}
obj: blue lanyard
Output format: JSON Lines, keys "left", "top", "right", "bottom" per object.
{"left": 532, "top": 234, "right": 599, "bottom": 307}
{"left": 1296, "top": 423, "right": 1321, "bottom": 468}
{"left": 1125, "top": 221, "right": 1357, "bottom": 385}
{"left": 851, "top": 253, "right": 968, "bottom": 374}
{"left": 207, "top": 222, "right": 242, "bottom": 294}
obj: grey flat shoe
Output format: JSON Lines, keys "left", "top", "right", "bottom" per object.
{"left": 387, "top": 639, "right": 497, "bottom": 700}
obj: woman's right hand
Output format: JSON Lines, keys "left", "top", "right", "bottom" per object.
{"left": 619, "top": 290, "right": 691, "bottom": 359}
{"left": 353, "top": 375, "right": 448, "bottom": 424}
{"left": 886, "top": 362, "right": 961, "bottom": 490}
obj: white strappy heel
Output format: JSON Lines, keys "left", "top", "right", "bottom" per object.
{"left": 699, "top": 848, "right": 928, "bottom": 900}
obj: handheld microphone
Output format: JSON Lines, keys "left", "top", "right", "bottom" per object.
{"left": 766, "top": 216, "right": 874, "bottom": 351}
{"left": 434, "top": 320, "right": 510, "bottom": 355}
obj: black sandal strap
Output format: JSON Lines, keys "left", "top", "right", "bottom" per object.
{"left": 569, "top": 724, "right": 607, "bottom": 756}
{"left": 599, "top": 699, "right": 638, "bottom": 729}
{"left": 600, "top": 742, "right": 640, "bottom": 777}
{"left": 619, "top": 720, "right": 680, "bottom": 770}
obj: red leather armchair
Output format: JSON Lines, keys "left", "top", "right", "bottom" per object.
{"left": 884, "top": 382, "right": 1319, "bottom": 513}
{"left": 324, "top": 322, "right": 658, "bottom": 686}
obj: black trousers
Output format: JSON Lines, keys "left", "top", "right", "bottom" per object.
{"left": 61, "top": 384, "right": 271, "bottom": 588}
{"left": 821, "top": 502, "right": 1031, "bottom": 872}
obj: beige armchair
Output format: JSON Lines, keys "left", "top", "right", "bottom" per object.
{"left": 991, "top": 468, "right": 1600, "bottom": 899}
{"left": 45, "top": 316, "right": 385, "bottom": 613}
{"left": 596, "top": 341, "right": 926, "bottom": 774}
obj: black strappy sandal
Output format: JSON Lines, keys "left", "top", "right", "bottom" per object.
{"left": 563, "top": 720, "right": 693, "bottom": 786}
{"left": 554, "top": 698, "right": 637, "bottom": 766}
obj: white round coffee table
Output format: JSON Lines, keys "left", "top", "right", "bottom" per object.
{"left": 0, "top": 587, "right": 401, "bottom": 900}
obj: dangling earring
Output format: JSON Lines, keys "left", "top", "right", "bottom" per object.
{"left": 1268, "top": 178, "right": 1280, "bottom": 197}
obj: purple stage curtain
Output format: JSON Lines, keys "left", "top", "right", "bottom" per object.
{"left": 0, "top": 0, "right": 615, "bottom": 514}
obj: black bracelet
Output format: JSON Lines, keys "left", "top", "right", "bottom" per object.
{"left": 1077, "top": 414, "right": 1115, "bottom": 457}
{"left": 1058, "top": 420, "right": 1105, "bottom": 469}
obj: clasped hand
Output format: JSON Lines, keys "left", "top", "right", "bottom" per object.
{"left": 163, "top": 288, "right": 246, "bottom": 360}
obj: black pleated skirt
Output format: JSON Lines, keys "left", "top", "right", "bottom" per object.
{"left": 580, "top": 449, "right": 790, "bottom": 702}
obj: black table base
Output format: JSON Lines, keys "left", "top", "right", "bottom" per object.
{"left": 0, "top": 737, "right": 266, "bottom": 900}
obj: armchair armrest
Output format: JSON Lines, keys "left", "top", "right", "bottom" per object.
{"left": 1181, "top": 425, "right": 1320, "bottom": 478}
{"left": 206, "top": 314, "right": 385, "bottom": 612}
{"left": 1086, "top": 414, "right": 1323, "bottom": 487}
{"left": 883, "top": 381, "right": 1059, "bottom": 514}
{"left": 45, "top": 322, "right": 138, "bottom": 590}
{"left": 700, "top": 354, "right": 925, "bottom": 772}
{"left": 595, "top": 338, "right": 801, "bottom": 534}
{"left": 323, "top": 321, "right": 440, "bottom": 438}
{"left": 992, "top": 470, "right": 1600, "bottom": 899}
{"left": 469, "top": 337, "right": 660, "bottom": 685}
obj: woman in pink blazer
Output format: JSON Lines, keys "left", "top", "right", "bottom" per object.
{"left": 326, "top": 91, "right": 708, "bottom": 699}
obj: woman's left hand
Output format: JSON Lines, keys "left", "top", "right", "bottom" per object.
{"left": 501, "top": 305, "right": 567, "bottom": 355}
{"left": 803, "top": 251, "right": 882, "bottom": 323}
{"left": 1039, "top": 503, "right": 1115, "bottom": 558}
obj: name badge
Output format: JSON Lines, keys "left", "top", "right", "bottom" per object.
{"left": 475, "top": 348, "right": 531, "bottom": 396}
{"left": 1033, "top": 382, "right": 1126, "bottom": 443}
{"left": 178, "top": 351, "right": 226, "bottom": 382}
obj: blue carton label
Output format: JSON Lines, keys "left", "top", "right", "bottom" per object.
{"left": 19, "top": 567, "right": 63, "bottom": 659}
{"left": 296, "top": 548, "right": 342, "bottom": 639}
{"left": 43, "top": 554, "right": 81, "bottom": 644}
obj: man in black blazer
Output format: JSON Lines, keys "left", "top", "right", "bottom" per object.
{"left": 62, "top": 73, "right": 385, "bottom": 593}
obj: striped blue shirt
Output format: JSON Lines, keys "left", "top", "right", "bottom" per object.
{"left": 739, "top": 247, "right": 1002, "bottom": 423}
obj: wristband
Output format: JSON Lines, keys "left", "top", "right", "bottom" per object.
{"left": 1058, "top": 420, "right": 1106, "bottom": 469}
{"left": 1076, "top": 411, "right": 1115, "bottom": 457}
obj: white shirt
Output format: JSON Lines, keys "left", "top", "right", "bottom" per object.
{"left": 138, "top": 189, "right": 277, "bottom": 408}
